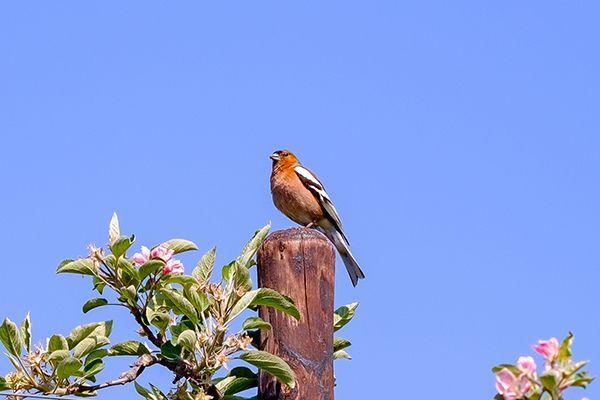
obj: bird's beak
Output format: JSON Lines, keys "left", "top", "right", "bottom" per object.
{"left": 269, "top": 152, "right": 280, "bottom": 161}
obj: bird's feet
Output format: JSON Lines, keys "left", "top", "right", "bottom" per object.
{"left": 304, "top": 221, "right": 318, "bottom": 229}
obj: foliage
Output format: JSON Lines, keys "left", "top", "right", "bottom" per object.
{"left": 0, "top": 214, "right": 301, "bottom": 399}
{"left": 492, "top": 333, "right": 593, "bottom": 400}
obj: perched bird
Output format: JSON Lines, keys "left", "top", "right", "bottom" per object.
{"left": 269, "top": 150, "right": 365, "bottom": 286}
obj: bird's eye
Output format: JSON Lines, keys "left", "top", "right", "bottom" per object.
{"left": 281, "top": 152, "right": 288, "bottom": 157}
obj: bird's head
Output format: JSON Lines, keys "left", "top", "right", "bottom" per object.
{"left": 270, "top": 150, "right": 299, "bottom": 168}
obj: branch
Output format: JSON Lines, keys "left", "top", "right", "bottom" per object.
{"left": 60, "top": 354, "right": 159, "bottom": 395}
{"left": 129, "top": 306, "right": 164, "bottom": 347}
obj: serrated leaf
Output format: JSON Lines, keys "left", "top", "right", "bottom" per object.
{"left": 48, "top": 334, "right": 69, "bottom": 352}
{"left": 111, "top": 235, "right": 135, "bottom": 259}
{"left": 109, "top": 212, "right": 120, "bottom": 245}
{"left": 109, "top": 340, "right": 150, "bottom": 356}
{"left": 175, "top": 330, "right": 197, "bottom": 351}
{"left": 160, "top": 289, "right": 198, "bottom": 324}
{"left": 333, "top": 302, "right": 358, "bottom": 332}
{"left": 82, "top": 298, "right": 109, "bottom": 314}
{"left": 333, "top": 349, "right": 352, "bottom": 360}
{"left": 192, "top": 247, "right": 216, "bottom": 285}
{"left": 21, "top": 313, "right": 31, "bottom": 353}
{"left": 238, "top": 350, "right": 295, "bottom": 388}
{"left": 333, "top": 337, "right": 351, "bottom": 352}
{"left": 228, "top": 288, "right": 300, "bottom": 323}
{"left": 161, "top": 239, "right": 198, "bottom": 254}
{"left": 0, "top": 318, "right": 22, "bottom": 357}
{"left": 56, "top": 356, "right": 82, "bottom": 379}
{"left": 236, "top": 225, "right": 270, "bottom": 269}
{"left": 242, "top": 316, "right": 271, "bottom": 331}
{"left": 57, "top": 258, "right": 97, "bottom": 276}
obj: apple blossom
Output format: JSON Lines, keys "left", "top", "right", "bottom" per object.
{"left": 532, "top": 337, "right": 559, "bottom": 362}
{"left": 517, "top": 356, "right": 537, "bottom": 376}
{"left": 495, "top": 368, "right": 531, "bottom": 400}
{"left": 132, "top": 246, "right": 151, "bottom": 266}
{"left": 163, "top": 258, "right": 184, "bottom": 274}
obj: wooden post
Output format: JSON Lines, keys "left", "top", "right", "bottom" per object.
{"left": 257, "top": 228, "right": 335, "bottom": 400}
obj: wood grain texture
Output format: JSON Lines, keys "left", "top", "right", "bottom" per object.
{"left": 257, "top": 228, "right": 335, "bottom": 400}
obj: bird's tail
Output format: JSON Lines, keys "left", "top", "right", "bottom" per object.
{"left": 318, "top": 227, "right": 365, "bottom": 287}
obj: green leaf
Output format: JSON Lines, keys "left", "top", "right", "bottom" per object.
{"left": 139, "top": 259, "right": 165, "bottom": 281}
{"left": 222, "top": 376, "right": 258, "bottom": 395}
{"left": 135, "top": 382, "right": 153, "bottom": 399}
{"left": 56, "top": 356, "right": 82, "bottom": 379}
{"left": 161, "top": 239, "right": 198, "bottom": 254}
{"left": 184, "top": 286, "right": 209, "bottom": 314}
{"left": 109, "top": 340, "right": 151, "bottom": 356}
{"left": 333, "top": 337, "right": 351, "bottom": 352}
{"left": 110, "top": 235, "right": 136, "bottom": 259}
{"left": 558, "top": 332, "right": 573, "bottom": 363}
{"left": 21, "top": 313, "right": 31, "bottom": 353}
{"left": 175, "top": 330, "right": 197, "bottom": 351}
{"left": 160, "top": 341, "right": 181, "bottom": 360}
{"left": 230, "top": 262, "right": 252, "bottom": 291}
{"left": 48, "top": 349, "right": 70, "bottom": 364}
{"left": 118, "top": 258, "right": 140, "bottom": 288}
{"left": 164, "top": 275, "right": 198, "bottom": 288}
{"left": 85, "top": 349, "right": 108, "bottom": 366}
{"left": 48, "top": 334, "right": 69, "bottom": 352}
{"left": 236, "top": 225, "right": 270, "bottom": 269}
{"left": 540, "top": 370, "right": 560, "bottom": 393}
{"left": 569, "top": 371, "right": 593, "bottom": 388}
{"left": 491, "top": 364, "right": 522, "bottom": 375}
{"left": 0, "top": 318, "right": 22, "bottom": 357}
{"left": 333, "top": 302, "right": 358, "bottom": 332}
{"left": 120, "top": 285, "right": 138, "bottom": 304}
{"left": 333, "top": 349, "right": 351, "bottom": 360}
{"left": 160, "top": 289, "right": 199, "bottom": 324}
{"left": 93, "top": 276, "right": 107, "bottom": 295}
{"left": 82, "top": 298, "right": 109, "bottom": 313}
{"left": 67, "top": 321, "right": 113, "bottom": 349}
{"left": 0, "top": 376, "right": 9, "bottom": 391}
{"left": 57, "top": 258, "right": 97, "bottom": 276}
{"left": 192, "top": 247, "right": 216, "bottom": 285}
{"left": 228, "top": 288, "right": 300, "bottom": 323}
{"left": 109, "top": 212, "right": 120, "bottom": 245}
{"left": 242, "top": 316, "right": 271, "bottom": 331}
{"left": 239, "top": 350, "right": 295, "bottom": 388}
{"left": 82, "top": 359, "right": 105, "bottom": 378}
{"left": 228, "top": 366, "right": 258, "bottom": 379}
{"left": 73, "top": 336, "right": 109, "bottom": 359}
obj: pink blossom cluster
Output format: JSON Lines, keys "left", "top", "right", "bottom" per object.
{"left": 132, "top": 245, "right": 184, "bottom": 275}
{"left": 495, "top": 337, "right": 590, "bottom": 400}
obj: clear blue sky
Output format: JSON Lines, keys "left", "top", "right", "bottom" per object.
{"left": 1, "top": 2, "right": 599, "bottom": 399}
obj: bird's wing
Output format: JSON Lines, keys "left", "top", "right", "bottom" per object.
{"left": 294, "top": 165, "right": 349, "bottom": 243}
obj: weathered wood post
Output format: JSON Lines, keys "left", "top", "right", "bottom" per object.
{"left": 257, "top": 228, "right": 335, "bottom": 400}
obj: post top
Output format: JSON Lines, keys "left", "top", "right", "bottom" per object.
{"left": 264, "top": 227, "right": 331, "bottom": 244}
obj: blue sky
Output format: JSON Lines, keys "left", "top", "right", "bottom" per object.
{"left": 1, "top": 2, "right": 599, "bottom": 399}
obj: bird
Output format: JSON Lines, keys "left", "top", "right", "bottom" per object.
{"left": 269, "top": 149, "right": 365, "bottom": 286}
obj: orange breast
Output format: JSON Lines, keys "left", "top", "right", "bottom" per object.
{"left": 271, "top": 168, "right": 324, "bottom": 226}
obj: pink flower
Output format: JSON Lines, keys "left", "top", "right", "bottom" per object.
{"left": 495, "top": 368, "right": 531, "bottom": 400}
{"left": 132, "top": 246, "right": 151, "bottom": 266}
{"left": 517, "top": 356, "right": 537, "bottom": 376}
{"left": 163, "top": 259, "right": 184, "bottom": 275}
{"left": 532, "top": 338, "right": 560, "bottom": 361}
{"left": 150, "top": 246, "right": 174, "bottom": 262}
